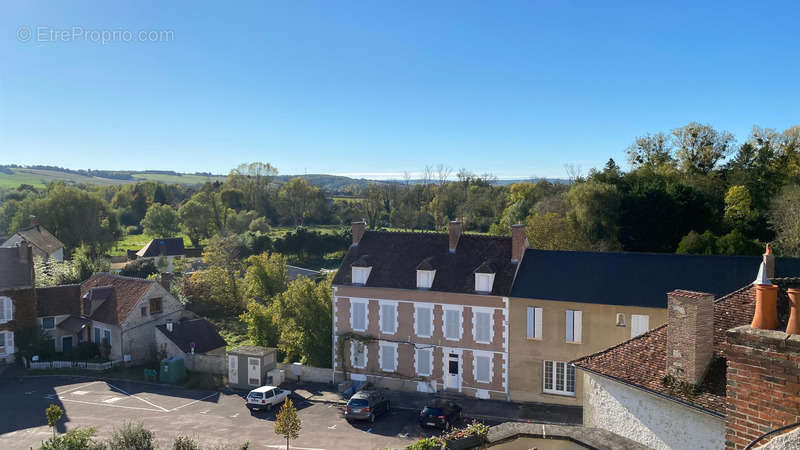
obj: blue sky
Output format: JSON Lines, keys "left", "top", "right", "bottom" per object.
{"left": 2, "top": 1, "right": 799, "bottom": 179}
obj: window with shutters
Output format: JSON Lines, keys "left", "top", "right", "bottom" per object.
{"left": 414, "top": 305, "right": 433, "bottom": 338}
{"left": 543, "top": 360, "right": 576, "bottom": 396}
{"left": 0, "top": 331, "right": 6, "bottom": 355}
{"left": 351, "top": 341, "right": 367, "bottom": 369}
{"left": 149, "top": 297, "right": 163, "bottom": 314}
{"left": 352, "top": 267, "right": 371, "bottom": 285}
{"left": 350, "top": 299, "right": 368, "bottom": 332}
{"left": 526, "top": 307, "right": 543, "bottom": 339}
{"left": 474, "top": 353, "right": 492, "bottom": 383}
{"left": 631, "top": 314, "right": 650, "bottom": 338}
{"left": 415, "top": 347, "right": 432, "bottom": 376}
{"left": 416, "top": 270, "right": 435, "bottom": 289}
{"left": 379, "top": 301, "right": 398, "bottom": 334}
{"left": 472, "top": 309, "right": 493, "bottom": 344}
{"left": 0, "top": 296, "right": 11, "bottom": 324}
{"left": 565, "top": 310, "right": 582, "bottom": 343}
{"left": 42, "top": 317, "right": 55, "bottom": 330}
{"left": 93, "top": 326, "right": 112, "bottom": 346}
{"left": 379, "top": 342, "right": 397, "bottom": 372}
{"left": 443, "top": 307, "right": 462, "bottom": 341}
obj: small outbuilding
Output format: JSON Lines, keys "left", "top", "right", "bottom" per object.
{"left": 227, "top": 345, "right": 277, "bottom": 390}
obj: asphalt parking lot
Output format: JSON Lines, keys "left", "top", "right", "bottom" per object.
{"left": 0, "top": 376, "right": 493, "bottom": 449}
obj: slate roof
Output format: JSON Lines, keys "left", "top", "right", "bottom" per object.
{"left": 511, "top": 249, "right": 800, "bottom": 308}
{"left": 80, "top": 273, "right": 155, "bottom": 325}
{"left": 572, "top": 281, "right": 797, "bottom": 416}
{"left": 287, "top": 265, "right": 321, "bottom": 281}
{"left": 36, "top": 285, "right": 81, "bottom": 317}
{"left": 156, "top": 319, "right": 226, "bottom": 354}
{"left": 1, "top": 225, "right": 64, "bottom": 255}
{"left": 229, "top": 345, "right": 276, "bottom": 357}
{"left": 332, "top": 231, "right": 516, "bottom": 296}
{"left": 136, "top": 238, "right": 185, "bottom": 258}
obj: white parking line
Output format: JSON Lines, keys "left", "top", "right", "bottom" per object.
{"left": 263, "top": 446, "right": 325, "bottom": 450}
{"left": 168, "top": 392, "right": 218, "bottom": 412}
{"left": 56, "top": 381, "right": 101, "bottom": 396}
{"left": 59, "top": 398, "right": 162, "bottom": 412}
{"left": 106, "top": 382, "right": 170, "bottom": 413}
{"left": 102, "top": 397, "right": 123, "bottom": 403}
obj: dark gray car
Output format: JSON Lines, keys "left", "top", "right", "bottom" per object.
{"left": 344, "top": 390, "right": 390, "bottom": 423}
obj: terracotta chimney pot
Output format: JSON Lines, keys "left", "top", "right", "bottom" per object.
{"left": 786, "top": 288, "right": 800, "bottom": 335}
{"left": 763, "top": 243, "right": 775, "bottom": 279}
{"left": 752, "top": 284, "right": 780, "bottom": 330}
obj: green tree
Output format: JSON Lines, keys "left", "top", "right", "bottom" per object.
{"left": 723, "top": 185, "right": 757, "bottom": 231}
{"left": 769, "top": 185, "right": 800, "bottom": 257}
{"left": 277, "top": 178, "right": 325, "bottom": 226}
{"left": 45, "top": 404, "right": 63, "bottom": 439}
{"left": 565, "top": 180, "right": 621, "bottom": 250}
{"left": 676, "top": 230, "right": 718, "bottom": 255}
{"left": 244, "top": 253, "right": 290, "bottom": 302}
{"left": 525, "top": 212, "right": 590, "bottom": 251}
{"left": 626, "top": 132, "right": 675, "bottom": 169}
{"left": 672, "top": 122, "right": 735, "bottom": 174}
{"left": 274, "top": 398, "right": 301, "bottom": 450}
{"left": 141, "top": 203, "right": 181, "bottom": 238}
{"left": 227, "top": 162, "right": 278, "bottom": 214}
{"left": 178, "top": 197, "right": 216, "bottom": 247}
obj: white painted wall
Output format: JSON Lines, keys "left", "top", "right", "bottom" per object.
{"left": 582, "top": 372, "right": 724, "bottom": 450}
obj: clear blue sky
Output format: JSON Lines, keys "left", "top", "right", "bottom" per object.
{"left": 2, "top": 1, "right": 799, "bottom": 179}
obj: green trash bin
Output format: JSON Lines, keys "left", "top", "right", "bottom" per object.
{"left": 159, "top": 357, "right": 186, "bottom": 384}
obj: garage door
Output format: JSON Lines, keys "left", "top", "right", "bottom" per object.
{"left": 248, "top": 357, "right": 261, "bottom": 386}
{"left": 228, "top": 355, "right": 238, "bottom": 383}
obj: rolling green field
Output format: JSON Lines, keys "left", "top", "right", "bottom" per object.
{"left": 0, "top": 167, "right": 225, "bottom": 188}
{"left": 110, "top": 233, "right": 198, "bottom": 256}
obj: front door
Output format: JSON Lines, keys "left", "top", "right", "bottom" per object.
{"left": 62, "top": 336, "right": 73, "bottom": 354}
{"left": 228, "top": 355, "right": 238, "bottom": 384}
{"left": 445, "top": 353, "right": 460, "bottom": 391}
{"left": 248, "top": 357, "right": 261, "bottom": 386}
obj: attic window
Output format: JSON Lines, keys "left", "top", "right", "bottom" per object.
{"left": 149, "top": 298, "right": 163, "bottom": 314}
{"left": 475, "top": 273, "right": 495, "bottom": 294}
{"left": 352, "top": 267, "right": 371, "bottom": 285}
{"left": 416, "top": 270, "right": 435, "bottom": 289}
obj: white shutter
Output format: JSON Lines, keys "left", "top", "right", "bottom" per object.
{"left": 380, "top": 304, "right": 396, "bottom": 334}
{"left": 631, "top": 315, "right": 649, "bottom": 338}
{"left": 351, "top": 302, "right": 367, "bottom": 331}
{"left": 417, "top": 348, "right": 431, "bottom": 376}
{"left": 416, "top": 307, "right": 432, "bottom": 337}
{"left": 445, "top": 310, "right": 460, "bottom": 340}
{"left": 565, "top": 311, "right": 574, "bottom": 342}
{"left": 0, "top": 332, "right": 5, "bottom": 355}
{"left": 476, "top": 355, "right": 491, "bottom": 382}
{"left": 475, "top": 312, "right": 491, "bottom": 343}
{"left": 534, "top": 308, "right": 543, "bottom": 339}
{"left": 526, "top": 307, "right": 534, "bottom": 338}
{"left": 573, "top": 311, "right": 582, "bottom": 343}
{"left": 7, "top": 332, "right": 13, "bottom": 356}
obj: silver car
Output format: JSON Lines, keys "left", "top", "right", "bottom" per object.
{"left": 344, "top": 390, "right": 390, "bottom": 423}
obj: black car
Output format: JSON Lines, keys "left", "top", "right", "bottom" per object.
{"left": 418, "top": 399, "right": 462, "bottom": 430}
{"left": 344, "top": 390, "right": 390, "bottom": 423}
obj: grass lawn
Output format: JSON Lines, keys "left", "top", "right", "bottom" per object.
{"left": 268, "top": 225, "right": 347, "bottom": 239}
{"left": 110, "top": 233, "right": 204, "bottom": 256}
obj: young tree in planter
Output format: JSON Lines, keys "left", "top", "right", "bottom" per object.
{"left": 45, "top": 404, "right": 63, "bottom": 439}
{"left": 274, "top": 398, "right": 301, "bottom": 450}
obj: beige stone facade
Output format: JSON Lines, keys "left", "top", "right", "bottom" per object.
{"left": 508, "top": 297, "right": 666, "bottom": 405}
{"left": 333, "top": 285, "right": 509, "bottom": 399}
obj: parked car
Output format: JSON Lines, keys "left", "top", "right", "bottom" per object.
{"left": 344, "top": 390, "right": 390, "bottom": 423}
{"left": 419, "top": 399, "right": 462, "bottom": 430}
{"left": 246, "top": 385, "right": 292, "bottom": 412}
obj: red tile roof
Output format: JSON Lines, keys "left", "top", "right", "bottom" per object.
{"left": 572, "top": 283, "right": 795, "bottom": 416}
{"left": 80, "top": 273, "right": 154, "bottom": 325}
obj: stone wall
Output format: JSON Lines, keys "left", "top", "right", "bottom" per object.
{"left": 277, "top": 362, "right": 334, "bottom": 384}
{"left": 582, "top": 372, "right": 725, "bottom": 450}
{"left": 185, "top": 353, "right": 226, "bottom": 375}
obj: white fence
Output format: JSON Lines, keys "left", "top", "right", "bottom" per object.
{"left": 29, "top": 360, "right": 123, "bottom": 371}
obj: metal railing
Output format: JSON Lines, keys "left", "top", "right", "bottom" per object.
{"left": 29, "top": 360, "right": 123, "bottom": 371}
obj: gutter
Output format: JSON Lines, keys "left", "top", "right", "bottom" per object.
{"left": 575, "top": 365, "right": 725, "bottom": 419}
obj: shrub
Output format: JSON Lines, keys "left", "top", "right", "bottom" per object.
{"left": 172, "top": 436, "right": 202, "bottom": 450}
{"left": 442, "top": 419, "right": 490, "bottom": 442}
{"left": 39, "top": 426, "right": 104, "bottom": 450}
{"left": 125, "top": 225, "right": 141, "bottom": 235}
{"left": 120, "top": 259, "right": 158, "bottom": 279}
{"left": 73, "top": 342, "right": 101, "bottom": 362}
{"left": 405, "top": 437, "right": 442, "bottom": 450}
{"left": 108, "top": 422, "right": 155, "bottom": 450}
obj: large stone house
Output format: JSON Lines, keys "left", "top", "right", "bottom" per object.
{"left": 0, "top": 245, "right": 36, "bottom": 364}
{"left": 2, "top": 225, "right": 65, "bottom": 261}
{"left": 572, "top": 252, "right": 800, "bottom": 450}
{"left": 331, "top": 221, "right": 523, "bottom": 399}
{"left": 134, "top": 238, "right": 186, "bottom": 272}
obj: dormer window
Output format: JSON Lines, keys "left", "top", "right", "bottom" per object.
{"left": 475, "top": 273, "right": 495, "bottom": 293}
{"left": 352, "top": 267, "right": 371, "bottom": 285}
{"left": 416, "top": 270, "right": 435, "bottom": 289}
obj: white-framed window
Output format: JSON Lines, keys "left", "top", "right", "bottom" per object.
{"left": 352, "top": 267, "right": 371, "bottom": 285}
{"left": 0, "top": 296, "right": 12, "bottom": 324}
{"left": 416, "top": 270, "right": 435, "bottom": 289}
{"left": 474, "top": 273, "right": 495, "bottom": 293}
{"left": 379, "top": 301, "right": 398, "bottom": 335}
{"left": 0, "top": 330, "right": 10, "bottom": 356}
{"left": 526, "top": 307, "right": 543, "bottom": 339}
{"left": 474, "top": 351, "right": 493, "bottom": 383}
{"left": 350, "top": 341, "right": 367, "bottom": 369}
{"left": 414, "top": 304, "right": 433, "bottom": 338}
{"left": 443, "top": 306, "right": 462, "bottom": 341}
{"left": 543, "top": 361, "right": 576, "bottom": 396}
{"left": 565, "top": 310, "right": 582, "bottom": 343}
{"left": 631, "top": 314, "right": 650, "bottom": 338}
{"left": 41, "top": 317, "right": 56, "bottom": 330}
{"left": 415, "top": 347, "right": 433, "bottom": 376}
{"left": 472, "top": 308, "right": 493, "bottom": 344}
{"left": 379, "top": 341, "right": 398, "bottom": 372}
{"left": 349, "top": 298, "right": 368, "bottom": 332}
{"left": 615, "top": 313, "right": 626, "bottom": 327}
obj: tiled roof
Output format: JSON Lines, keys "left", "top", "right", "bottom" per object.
{"left": 1, "top": 225, "right": 64, "bottom": 255}
{"left": 572, "top": 282, "right": 796, "bottom": 416}
{"left": 156, "top": 319, "right": 226, "bottom": 354}
{"left": 332, "top": 230, "right": 516, "bottom": 296}
{"left": 136, "top": 238, "right": 185, "bottom": 258}
{"left": 511, "top": 249, "right": 800, "bottom": 307}
{"left": 36, "top": 285, "right": 81, "bottom": 317}
{"left": 80, "top": 273, "right": 154, "bottom": 325}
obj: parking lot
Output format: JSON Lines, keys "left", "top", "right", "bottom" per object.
{"left": 0, "top": 376, "right": 493, "bottom": 449}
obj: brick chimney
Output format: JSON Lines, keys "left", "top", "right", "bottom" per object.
{"left": 763, "top": 243, "right": 775, "bottom": 279}
{"left": 351, "top": 220, "right": 366, "bottom": 247}
{"left": 724, "top": 326, "right": 800, "bottom": 449}
{"left": 448, "top": 220, "right": 462, "bottom": 254}
{"left": 511, "top": 223, "right": 527, "bottom": 263}
{"left": 666, "top": 290, "right": 715, "bottom": 385}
